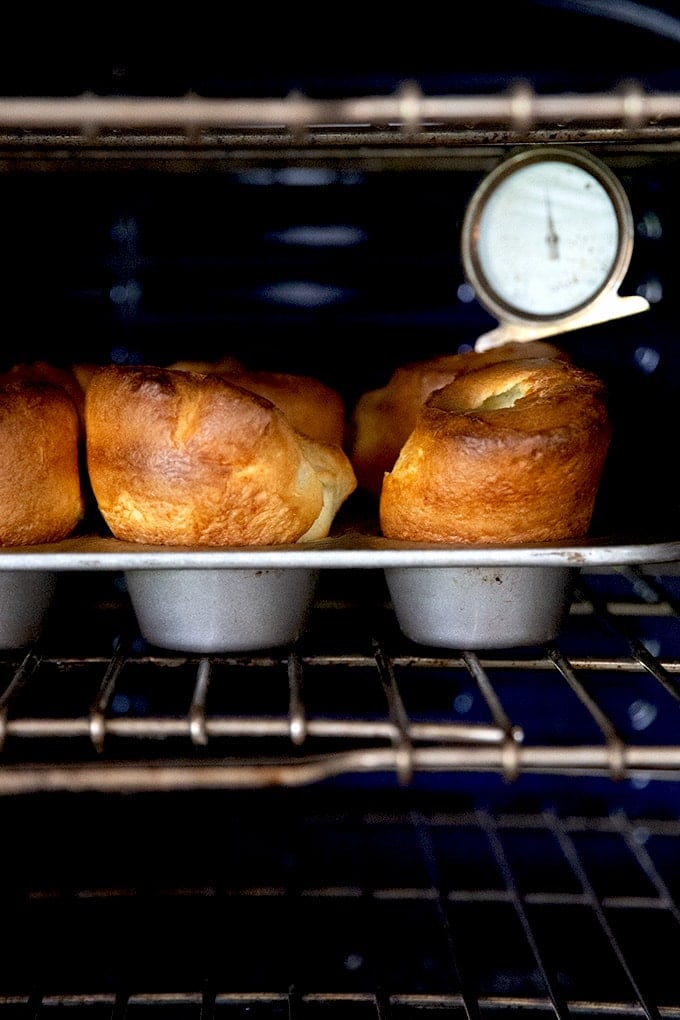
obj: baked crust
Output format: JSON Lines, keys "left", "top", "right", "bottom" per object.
{"left": 349, "top": 340, "right": 569, "bottom": 495}
{"left": 379, "top": 356, "right": 612, "bottom": 544}
{"left": 221, "top": 369, "right": 345, "bottom": 447}
{"left": 0, "top": 379, "right": 85, "bottom": 545}
{"left": 85, "top": 364, "right": 356, "bottom": 546}
{"left": 167, "top": 358, "right": 346, "bottom": 447}
{"left": 0, "top": 360, "right": 88, "bottom": 431}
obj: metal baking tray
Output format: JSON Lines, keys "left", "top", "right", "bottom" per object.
{"left": 0, "top": 531, "right": 679, "bottom": 653}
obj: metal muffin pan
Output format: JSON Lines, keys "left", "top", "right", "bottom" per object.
{"left": 0, "top": 533, "right": 679, "bottom": 652}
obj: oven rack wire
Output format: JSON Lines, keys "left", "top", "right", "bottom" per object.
{"left": 1, "top": 563, "right": 679, "bottom": 795}
{"left": 2, "top": 84, "right": 680, "bottom": 167}
{"left": 3, "top": 798, "right": 680, "bottom": 1016}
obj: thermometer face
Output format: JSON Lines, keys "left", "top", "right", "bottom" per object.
{"left": 463, "top": 148, "right": 633, "bottom": 323}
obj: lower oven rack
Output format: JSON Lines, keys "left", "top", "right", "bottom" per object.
{"left": 3, "top": 790, "right": 680, "bottom": 1017}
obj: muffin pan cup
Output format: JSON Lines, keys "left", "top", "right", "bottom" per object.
{"left": 124, "top": 566, "right": 320, "bottom": 653}
{"left": 0, "top": 570, "right": 56, "bottom": 649}
{"left": 384, "top": 564, "right": 577, "bottom": 649}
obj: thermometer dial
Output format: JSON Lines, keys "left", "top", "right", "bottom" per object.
{"left": 461, "top": 147, "right": 649, "bottom": 351}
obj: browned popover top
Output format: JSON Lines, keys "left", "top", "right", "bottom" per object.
{"left": 85, "top": 364, "right": 356, "bottom": 546}
{"left": 379, "top": 355, "right": 612, "bottom": 544}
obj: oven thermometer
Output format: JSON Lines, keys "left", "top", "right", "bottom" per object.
{"left": 461, "top": 147, "right": 649, "bottom": 352}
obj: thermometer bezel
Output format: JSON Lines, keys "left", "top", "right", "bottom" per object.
{"left": 461, "top": 146, "right": 636, "bottom": 328}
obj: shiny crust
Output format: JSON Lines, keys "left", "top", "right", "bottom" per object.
{"left": 349, "top": 340, "right": 568, "bottom": 495}
{"left": 379, "top": 356, "right": 612, "bottom": 543}
{"left": 222, "top": 369, "right": 346, "bottom": 447}
{"left": 0, "top": 379, "right": 85, "bottom": 545}
{"left": 167, "top": 358, "right": 346, "bottom": 446}
{"left": 85, "top": 365, "right": 356, "bottom": 546}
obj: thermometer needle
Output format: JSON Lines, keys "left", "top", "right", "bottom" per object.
{"left": 545, "top": 195, "right": 560, "bottom": 259}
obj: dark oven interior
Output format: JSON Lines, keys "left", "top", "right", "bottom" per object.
{"left": 5, "top": 4, "right": 680, "bottom": 1015}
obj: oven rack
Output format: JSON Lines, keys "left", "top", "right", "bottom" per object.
{"left": 3, "top": 85, "right": 680, "bottom": 170}
{"left": 2, "top": 795, "right": 680, "bottom": 1017}
{"left": 0, "top": 562, "right": 679, "bottom": 795}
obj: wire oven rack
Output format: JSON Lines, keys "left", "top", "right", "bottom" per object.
{"left": 1, "top": 84, "right": 680, "bottom": 172}
{"left": 2, "top": 746, "right": 680, "bottom": 1016}
{"left": 0, "top": 559, "right": 678, "bottom": 794}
